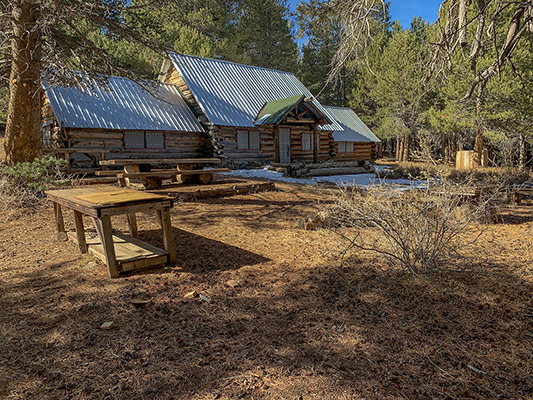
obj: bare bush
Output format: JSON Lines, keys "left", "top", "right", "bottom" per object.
{"left": 324, "top": 183, "right": 501, "bottom": 276}
{"left": 0, "top": 155, "right": 73, "bottom": 211}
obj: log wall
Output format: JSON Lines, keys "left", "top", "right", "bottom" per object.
{"left": 211, "top": 125, "right": 335, "bottom": 167}
{"left": 63, "top": 128, "right": 208, "bottom": 159}
{"left": 335, "top": 142, "right": 377, "bottom": 161}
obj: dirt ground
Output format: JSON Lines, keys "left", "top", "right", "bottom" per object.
{"left": 0, "top": 180, "right": 532, "bottom": 400}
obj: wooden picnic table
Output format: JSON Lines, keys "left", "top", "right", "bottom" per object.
{"left": 46, "top": 186, "right": 176, "bottom": 278}
{"left": 98, "top": 158, "right": 229, "bottom": 188}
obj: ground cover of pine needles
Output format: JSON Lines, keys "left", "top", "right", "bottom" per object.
{"left": 0, "top": 182, "right": 531, "bottom": 399}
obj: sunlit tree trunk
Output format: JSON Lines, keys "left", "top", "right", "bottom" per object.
{"left": 4, "top": 0, "right": 42, "bottom": 164}
{"left": 473, "top": 86, "right": 485, "bottom": 167}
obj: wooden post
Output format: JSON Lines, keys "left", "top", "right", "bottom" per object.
{"left": 313, "top": 123, "right": 318, "bottom": 163}
{"left": 72, "top": 210, "right": 87, "bottom": 253}
{"left": 157, "top": 209, "right": 177, "bottom": 263}
{"left": 92, "top": 216, "right": 118, "bottom": 278}
{"left": 274, "top": 126, "right": 280, "bottom": 164}
{"left": 127, "top": 213, "right": 138, "bottom": 239}
{"left": 53, "top": 202, "right": 67, "bottom": 241}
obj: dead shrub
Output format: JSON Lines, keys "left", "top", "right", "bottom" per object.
{"left": 323, "top": 183, "right": 500, "bottom": 276}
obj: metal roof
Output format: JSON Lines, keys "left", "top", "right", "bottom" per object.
{"left": 323, "top": 106, "right": 381, "bottom": 143}
{"left": 165, "top": 53, "right": 343, "bottom": 130}
{"left": 43, "top": 75, "right": 205, "bottom": 132}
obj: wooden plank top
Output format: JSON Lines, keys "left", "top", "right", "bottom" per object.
{"left": 100, "top": 158, "right": 221, "bottom": 166}
{"left": 46, "top": 186, "right": 174, "bottom": 217}
{"left": 74, "top": 190, "right": 168, "bottom": 205}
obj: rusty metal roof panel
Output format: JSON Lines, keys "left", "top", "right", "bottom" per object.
{"left": 323, "top": 105, "right": 380, "bottom": 143}
{"left": 43, "top": 75, "right": 205, "bottom": 132}
{"left": 167, "top": 52, "right": 342, "bottom": 130}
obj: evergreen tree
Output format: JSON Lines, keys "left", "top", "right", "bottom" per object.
{"left": 233, "top": 0, "right": 299, "bottom": 72}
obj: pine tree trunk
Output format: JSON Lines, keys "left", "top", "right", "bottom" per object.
{"left": 4, "top": 0, "right": 43, "bottom": 164}
{"left": 518, "top": 132, "right": 526, "bottom": 170}
{"left": 397, "top": 137, "right": 404, "bottom": 162}
{"left": 473, "top": 85, "right": 485, "bottom": 167}
{"left": 401, "top": 135, "right": 410, "bottom": 162}
{"left": 450, "top": 132, "right": 457, "bottom": 163}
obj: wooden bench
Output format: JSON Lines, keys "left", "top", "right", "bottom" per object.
{"left": 508, "top": 186, "right": 533, "bottom": 205}
{"left": 99, "top": 158, "right": 226, "bottom": 188}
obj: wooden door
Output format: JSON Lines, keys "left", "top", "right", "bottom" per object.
{"left": 279, "top": 128, "right": 291, "bottom": 163}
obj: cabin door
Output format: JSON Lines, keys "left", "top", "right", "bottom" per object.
{"left": 279, "top": 128, "right": 291, "bottom": 163}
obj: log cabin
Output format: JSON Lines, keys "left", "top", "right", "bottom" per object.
{"left": 41, "top": 74, "right": 207, "bottom": 173}
{"left": 160, "top": 53, "right": 355, "bottom": 167}
{"left": 323, "top": 105, "right": 381, "bottom": 161}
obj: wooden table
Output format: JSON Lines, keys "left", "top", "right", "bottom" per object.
{"left": 98, "top": 158, "right": 229, "bottom": 188}
{"left": 46, "top": 186, "right": 176, "bottom": 278}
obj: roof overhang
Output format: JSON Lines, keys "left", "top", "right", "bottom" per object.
{"left": 254, "top": 95, "right": 332, "bottom": 126}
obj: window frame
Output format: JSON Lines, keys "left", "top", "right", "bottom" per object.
{"left": 123, "top": 130, "right": 166, "bottom": 150}
{"left": 302, "top": 133, "right": 314, "bottom": 151}
{"left": 236, "top": 129, "right": 261, "bottom": 151}
{"left": 337, "top": 141, "right": 354, "bottom": 153}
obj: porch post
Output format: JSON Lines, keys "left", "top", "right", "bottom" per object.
{"left": 274, "top": 125, "right": 280, "bottom": 163}
{"left": 313, "top": 122, "right": 318, "bottom": 163}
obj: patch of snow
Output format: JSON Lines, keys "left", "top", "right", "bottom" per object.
{"left": 223, "top": 166, "right": 428, "bottom": 190}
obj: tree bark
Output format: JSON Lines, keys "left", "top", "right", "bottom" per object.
{"left": 518, "top": 132, "right": 527, "bottom": 170}
{"left": 4, "top": 0, "right": 43, "bottom": 164}
{"left": 401, "top": 135, "right": 410, "bottom": 162}
{"left": 450, "top": 132, "right": 457, "bottom": 163}
{"left": 473, "top": 85, "right": 485, "bottom": 166}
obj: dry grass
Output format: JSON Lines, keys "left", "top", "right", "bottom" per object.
{"left": 0, "top": 181, "right": 531, "bottom": 399}
{"left": 376, "top": 161, "right": 533, "bottom": 186}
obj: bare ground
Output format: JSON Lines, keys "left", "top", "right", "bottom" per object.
{"left": 0, "top": 181, "right": 532, "bottom": 399}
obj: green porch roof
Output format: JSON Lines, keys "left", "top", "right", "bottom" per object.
{"left": 254, "top": 95, "right": 305, "bottom": 126}
{"left": 254, "top": 94, "right": 331, "bottom": 126}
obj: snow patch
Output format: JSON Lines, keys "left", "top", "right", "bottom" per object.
{"left": 223, "top": 165, "right": 428, "bottom": 190}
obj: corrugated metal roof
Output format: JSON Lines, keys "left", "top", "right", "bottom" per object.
{"left": 167, "top": 53, "right": 343, "bottom": 130}
{"left": 43, "top": 75, "right": 205, "bottom": 132}
{"left": 323, "top": 106, "right": 381, "bottom": 143}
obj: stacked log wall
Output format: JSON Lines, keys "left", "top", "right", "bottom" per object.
{"left": 289, "top": 127, "right": 334, "bottom": 162}
{"left": 63, "top": 128, "right": 208, "bottom": 159}
{"left": 335, "top": 142, "right": 377, "bottom": 161}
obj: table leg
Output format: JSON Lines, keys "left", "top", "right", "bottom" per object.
{"left": 53, "top": 203, "right": 67, "bottom": 241}
{"left": 73, "top": 210, "right": 87, "bottom": 253}
{"left": 157, "top": 209, "right": 176, "bottom": 263}
{"left": 127, "top": 213, "right": 138, "bottom": 238}
{"left": 91, "top": 216, "right": 119, "bottom": 278}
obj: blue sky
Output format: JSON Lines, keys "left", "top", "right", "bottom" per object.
{"left": 286, "top": 0, "right": 442, "bottom": 28}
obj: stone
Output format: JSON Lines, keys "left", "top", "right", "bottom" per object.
{"left": 130, "top": 298, "right": 151, "bottom": 308}
{"left": 199, "top": 294, "right": 211, "bottom": 303}
{"left": 226, "top": 280, "right": 240, "bottom": 288}
{"left": 100, "top": 321, "right": 115, "bottom": 330}
{"left": 184, "top": 290, "right": 199, "bottom": 299}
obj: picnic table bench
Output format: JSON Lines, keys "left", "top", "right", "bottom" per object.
{"left": 46, "top": 186, "right": 176, "bottom": 278}
{"left": 508, "top": 185, "right": 533, "bottom": 205}
{"left": 98, "top": 158, "right": 229, "bottom": 188}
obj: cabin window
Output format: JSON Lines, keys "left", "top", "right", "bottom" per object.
{"left": 237, "top": 129, "right": 260, "bottom": 150}
{"left": 146, "top": 131, "right": 165, "bottom": 149}
{"left": 124, "top": 130, "right": 165, "bottom": 149}
{"left": 302, "top": 133, "right": 316, "bottom": 151}
{"left": 337, "top": 141, "right": 354, "bottom": 153}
